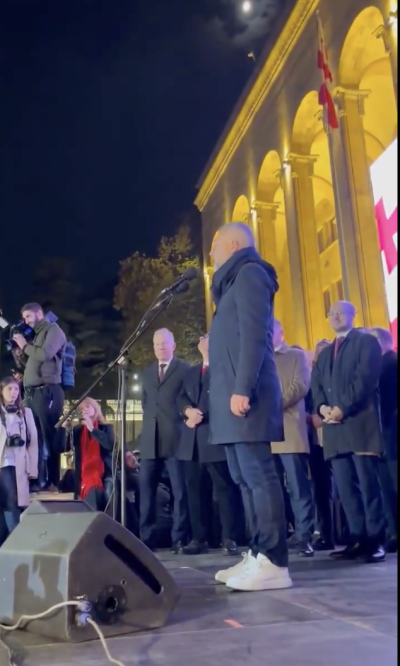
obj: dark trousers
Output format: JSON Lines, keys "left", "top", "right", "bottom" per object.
{"left": 0, "top": 466, "right": 20, "bottom": 545}
{"left": 274, "top": 453, "right": 315, "bottom": 543}
{"left": 183, "top": 459, "right": 243, "bottom": 544}
{"left": 84, "top": 477, "right": 114, "bottom": 513}
{"left": 331, "top": 454, "right": 387, "bottom": 547}
{"left": 225, "top": 442, "right": 288, "bottom": 567}
{"left": 309, "top": 445, "right": 334, "bottom": 544}
{"left": 377, "top": 458, "right": 398, "bottom": 539}
{"left": 25, "top": 384, "right": 64, "bottom": 488}
{"left": 139, "top": 457, "right": 189, "bottom": 546}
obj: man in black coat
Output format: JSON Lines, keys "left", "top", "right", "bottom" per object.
{"left": 139, "top": 328, "right": 190, "bottom": 552}
{"left": 311, "top": 301, "right": 387, "bottom": 563}
{"left": 177, "top": 333, "right": 244, "bottom": 556}
{"left": 371, "top": 327, "right": 398, "bottom": 552}
{"left": 208, "top": 222, "right": 291, "bottom": 593}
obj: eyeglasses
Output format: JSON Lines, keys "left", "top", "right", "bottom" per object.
{"left": 327, "top": 311, "right": 346, "bottom": 317}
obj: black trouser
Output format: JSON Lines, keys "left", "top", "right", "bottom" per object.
{"left": 377, "top": 458, "right": 398, "bottom": 540}
{"left": 274, "top": 453, "right": 315, "bottom": 543}
{"left": 225, "top": 442, "right": 288, "bottom": 568}
{"left": 183, "top": 459, "right": 243, "bottom": 545}
{"left": 331, "top": 454, "right": 387, "bottom": 548}
{"left": 309, "top": 445, "right": 334, "bottom": 544}
{"left": 0, "top": 466, "right": 20, "bottom": 545}
{"left": 139, "top": 457, "right": 189, "bottom": 546}
{"left": 25, "top": 384, "right": 64, "bottom": 488}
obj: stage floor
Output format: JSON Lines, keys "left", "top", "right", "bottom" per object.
{"left": 1, "top": 550, "right": 397, "bottom": 666}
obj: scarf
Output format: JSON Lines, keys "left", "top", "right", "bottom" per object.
{"left": 211, "top": 247, "right": 279, "bottom": 308}
{"left": 80, "top": 421, "right": 104, "bottom": 500}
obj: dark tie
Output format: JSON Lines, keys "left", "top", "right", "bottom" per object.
{"left": 159, "top": 364, "right": 166, "bottom": 381}
{"left": 334, "top": 337, "right": 345, "bottom": 359}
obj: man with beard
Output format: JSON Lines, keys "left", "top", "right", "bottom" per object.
{"left": 208, "top": 222, "right": 291, "bottom": 592}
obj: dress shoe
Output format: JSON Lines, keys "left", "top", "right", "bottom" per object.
{"left": 171, "top": 541, "right": 184, "bottom": 554}
{"left": 313, "top": 537, "right": 335, "bottom": 552}
{"left": 365, "top": 545, "right": 386, "bottom": 564}
{"left": 298, "top": 541, "right": 314, "bottom": 558}
{"left": 182, "top": 540, "right": 209, "bottom": 555}
{"left": 222, "top": 540, "right": 239, "bottom": 556}
{"left": 329, "top": 542, "right": 365, "bottom": 560}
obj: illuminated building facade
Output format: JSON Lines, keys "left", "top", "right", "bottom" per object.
{"left": 195, "top": 0, "right": 398, "bottom": 349}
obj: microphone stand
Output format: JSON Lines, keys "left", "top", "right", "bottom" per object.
{"left": 56, "top": 290, "right": 175, "bottom": 527}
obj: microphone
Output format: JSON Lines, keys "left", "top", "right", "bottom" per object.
{"left": 161, "top": 266, "right": 198, "bottom": 295}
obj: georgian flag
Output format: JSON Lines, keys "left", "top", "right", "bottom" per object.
{"left": 317, "top": 13, "right": 339, "bottom": 130}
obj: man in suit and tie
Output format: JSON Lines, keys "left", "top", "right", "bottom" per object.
{"left": 311, "top": 301, "right": 387, "bottom": 563}
{"left": 139, "top": 328, "right": 190, "bottom": 552}
{"left": 177, "top": 334, "right": 243, "bottom": 556}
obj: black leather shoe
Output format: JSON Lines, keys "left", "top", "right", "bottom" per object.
{"left": 365, "top": 545, "right": 386, "bottom": 563}
{"left": 330, "top": 543, "right": 365, "bottom": 560}
{"left": 171, "top": 541, "right": 184, "bottom": 554}
{"left": 222, "top": 540, "right": 238, "bottom": 556}
{"left": 182, "top": 541, "right": 209, "bottom": 555}
{"left": 313, "top": 537, "right": 335, "bottom": 552}
{"left": 298, "top": 541, "right": 314, "bottom": 558}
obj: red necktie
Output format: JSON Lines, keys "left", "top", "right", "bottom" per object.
{"left": 334, "top": 337, "right": 345, "bottom": 359}
{"left": 201, "top": 365, "right": 208, "bottom": 376}
{"left": 159, "top": 364, "right": 166, "bottom": 381}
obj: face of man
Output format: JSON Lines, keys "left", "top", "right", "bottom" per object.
{"left": 22, "top": 308, "right": 43, "bottom": 328}
{"left": 272, "top": 321, "right": 284, "bottom": 350}
{"left": 153, "top": 329, "right": 175, "bottom": 362}
{"left": 210, "top": 229, "right": 236, "bottom": 270}
{"left": 328, "top": 301, "right": 356, "bottom": 334}
{"left": 197, "top": 334, "right": 209, "bottom": 357}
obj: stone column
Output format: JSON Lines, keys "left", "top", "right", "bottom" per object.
{"left": 286, "top": 154, "right": 326, "bottom": 347}
{"left": 255, "top": 201, "right": 279, "bottom": 265}
{"left": 249, "top": 207, "right": 260, "bottom": 251}
{"left": 335, "top": 88, "right": 389, "bottom": 327}
{"left": 376, "top": 15, "right": 398, "bottom": 105}
{"left": 279, "top": 163, "right": 309, "bottom": 349}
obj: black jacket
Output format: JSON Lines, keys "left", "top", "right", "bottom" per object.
{"left": 140, "top": 358, "right": 190, "bottom": 459}
{"left": 176, "top": 364, "right": 227, "bottom": 463}
{"left": 58, "top": 423, "right": 114, "bottom": 499}
{"left": 311, "top": 329, "right": 383, "bottom": 459}
{"left": 209, "top": 247, "right": 284, "bottom": 445}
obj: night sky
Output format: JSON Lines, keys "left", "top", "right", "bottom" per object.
{"left": 0, "top": 0, "right": 284, "bottom": 316}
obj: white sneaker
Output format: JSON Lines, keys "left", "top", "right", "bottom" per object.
{"left": 215, "top": 550, "right": 256, "bottom": 584}
{"left": 226, "top": 553, "right": 293, "bottom": 591}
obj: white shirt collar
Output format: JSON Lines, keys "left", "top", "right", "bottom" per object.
{"left": 158, "top": 358, "right": 173, "bottom": 370}
{"left": 337, "top": 329, "right": 352, "bottom": 338}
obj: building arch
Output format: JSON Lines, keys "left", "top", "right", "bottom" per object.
{"left": 290, "top": 92, "right": 343, "bottom": 343}
{"left": 231, "top": 195, "right": 250, "bottom": 223}
{"left": 256, "top": 150, "right": 292, "bottom": 333}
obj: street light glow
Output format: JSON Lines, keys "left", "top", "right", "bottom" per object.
{"left": 133, "top": 384, "right": 140, "bottom": 392}
{"left": 242, "top": 1, "right": 252, "bottom": 13}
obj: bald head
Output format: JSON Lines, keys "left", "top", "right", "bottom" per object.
{"left": 153, "top": 328, "right": 175, "bottom": 362}
{"left": 328, "top": 300, "right": 356, "bottom": 334}
{"left": 210, "top": 222, "right": 256, "bottom": 269}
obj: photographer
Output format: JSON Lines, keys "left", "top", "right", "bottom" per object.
{"left": 0, "top": 376, "right": 38, "bottom": 546}
{"left": 12, "top": 302, "right": 66, "bottom": 492}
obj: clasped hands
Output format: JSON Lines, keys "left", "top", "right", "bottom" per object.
{"left": 320, "top": 405, "right": 344, "bottom": 424}
{"left": 185, "top": 394, "right": 250, "bottom": 426}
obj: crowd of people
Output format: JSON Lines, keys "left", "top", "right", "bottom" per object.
{"left": 0, "top": 223, "right": 397, "bottom": 594}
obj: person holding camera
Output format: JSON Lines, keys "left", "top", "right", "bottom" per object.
{"left": 0, "top": 376, "right": 38, "bottom": 546}
{"left": 12, "top": 302, "right": 66, "bottom": 492}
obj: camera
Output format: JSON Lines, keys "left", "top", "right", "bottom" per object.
{"left": 6, "top": 434, "right": 26, "bottom": 448}
{"left": 4, "top": 320, "right": 34, "bottom": 352}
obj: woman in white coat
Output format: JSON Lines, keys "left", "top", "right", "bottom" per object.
{"left": 0, "top": 376, "right": 38, "bottom": 543}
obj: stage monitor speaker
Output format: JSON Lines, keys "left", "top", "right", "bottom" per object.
{"left": 0, "top": 510, "right": 180, "bottom": 642}
{"left": 23, "top": 499, "right": 94, "bottom": 516}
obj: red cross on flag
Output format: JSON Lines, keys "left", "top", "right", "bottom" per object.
{"left": 317, "top": 13, "right": 339, "bottom": 130}
{"left": 370, "top": 138, "right": 398, "bottom": 345}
